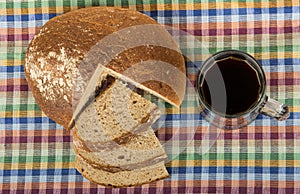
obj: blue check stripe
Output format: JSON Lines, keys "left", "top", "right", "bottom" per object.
{"left": 1, "top": 169, "right": 79, "bottom": 177}
{"left": 0, "top": 117, "right": 56, "bottom": 124}
{"left": 1, "top": 13, "right": 58, "bottom": 22}
{"left": 0, "top": 113, "right": 299, "bottom": 130}
{"left": 0, "top": 8, "right": 299, "bottom": 28}
{"left": 1, "top": 167, "right": 298, "bottom": 182}
{"left": 166, "top": 112, "right": 300, "bottom": 120}
{"left": 0, "top": 66, "right": 24, "bottom": 73}
{"left": 0, "top": 66, "right": 25, "bottom": 79}
{"left": 142, "top": 6, "right": 298, "bottom": 17}
{"left": 166, "top": 167, "right": 298, "bottom": 181}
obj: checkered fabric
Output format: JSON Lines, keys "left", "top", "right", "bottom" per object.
{"left": 0, "top": 0, "right": 299, "bottom": 193}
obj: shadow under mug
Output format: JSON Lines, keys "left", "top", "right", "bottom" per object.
{"left": 197, "top": 50, "right": 290, "bottom": 129}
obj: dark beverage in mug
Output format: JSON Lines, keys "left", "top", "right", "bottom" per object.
{"left": 199, "top": 56, "right": 262, "bottom": 116}
{"left": 197, "top": 50, "right": 289, "bottom": 129}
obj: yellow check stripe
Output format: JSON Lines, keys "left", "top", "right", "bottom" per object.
{"left": 2, "top": 51, "right": 300, "bottom": 67}
{"left": 0, "top": 106, "right": 298, "bottom": 118}
{"left": 2, "top": 159, "right": 299, "bottom": 170}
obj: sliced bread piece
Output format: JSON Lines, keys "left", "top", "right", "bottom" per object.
{"left": 74, "top": 79, "right": 160, "bottom": 143}
{"left": 75, "top": 154, "right": 169, "bottom": 187}
{"left": 73, "top": 126, "right": 167, "bottom": 171}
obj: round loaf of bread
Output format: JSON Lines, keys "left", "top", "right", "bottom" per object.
{"left": 24, "top": 6, "right": 186, "bottom": 129}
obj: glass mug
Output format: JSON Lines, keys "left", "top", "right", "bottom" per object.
{"left": 197, "top": 50, "right": 290, "bottom": 129}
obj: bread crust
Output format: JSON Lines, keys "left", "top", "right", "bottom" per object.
{"left": 24, "top": 6, "right": 185, "bottom": 129}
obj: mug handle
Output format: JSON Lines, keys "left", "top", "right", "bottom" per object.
{"left": 260, "top": 96, "right": 290, "bottom": 121}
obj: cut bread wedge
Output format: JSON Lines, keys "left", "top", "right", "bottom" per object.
{"left": 73, "top": 79, "right": 166, "bottom": 170}
{"left": 74, "top": 79, "right": 160, "bottom": 142}
{"left": 73, "top": 78, "right": 169, "bottom": 185}
{"left": 75, "top": 154, "right": 169, "bottom": 187}
{"left": 73, "top": 127, "right": 167, "bottom": 171}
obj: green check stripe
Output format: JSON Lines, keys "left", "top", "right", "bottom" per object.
{"left": 1, "top": 44, "right": 297, "bottom": 60}
{"left": 176, "top": 153, "right": 298, "bottom": 160}
{"left": 283, "top": 99, "right": 300, "bottom": 106}
{"left": 1, "top": 153, "right": 296, "bottom": 164}
{"left": 0, "top": 104, "right": 41, "bottom": 112}
{"left": 0, "top": 53, "right": 24, "bottom": 61}
{"left": 1, "top": 155, "right": 75, "bottom": 163}
{"left": 4, "top": 47, "right": 297, "bottom": 58}
{"left": 182, "top": 45, "right": 298, "bottom": 55}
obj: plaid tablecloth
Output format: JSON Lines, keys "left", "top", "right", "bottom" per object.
{"left": 1, "top": 0, "right": 300, "bottom": 193}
